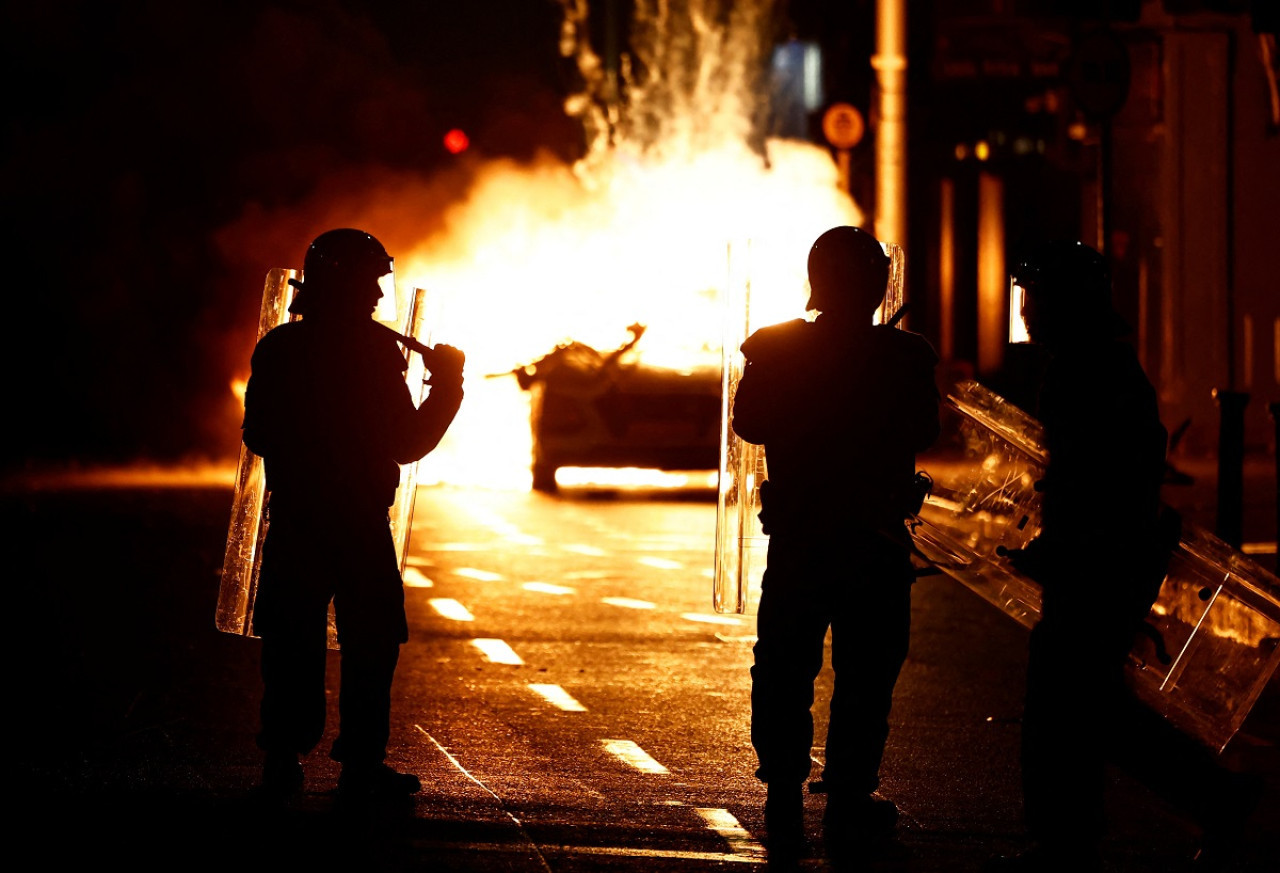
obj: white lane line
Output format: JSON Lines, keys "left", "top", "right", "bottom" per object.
{"left": 403, "top": 567, "right": 433, "bottom": 588}
{"left": 522, "top": 581, "right": 576, "bottom": 595}
{"left": 562, "top": 544, "right": 607, "bottom": 556}
{"left": 565, "top": 846, "right": 762, "bottom": 864}
{"left": 414, "top": 727, "right": 554, "bottom": 873}
{"left": 714, "top": 633, "right": 758, "bottom": 645}
{"left": 694, "top": 808, "right": 766, "bottom": 860}
{"left": 637, "top": 556, "right": 683, "bottom": 570}
{"left": 469, "top": 508, "right": 544, "bottom": 546}
{"left": 429, "top": 598, "right": 475, "bottom": 622}
{"left": 472, "top": 638, "right": 524, "bottom": 665}
{"left": 701, "top": 568, "right": 716, "bottom": 579}
{"left": 681, "top": 612, "right": 743, "bottom": 626}
{"left": 601, "top": 739, "right": 668, "bottom": 774}
{"left": 528, "top": 683, "right": 587, "bottom": 711}
{"left": 455, "top": 567, "right": 504, "bottom": 582}
{"left": 406, "top": 842, "right": 760, "bottom": 864}
{"left": 601, "top": 597, "right": 656, "bottom": 610}
{"left": 405, "top": 555, "right": 433, "bottom": 568}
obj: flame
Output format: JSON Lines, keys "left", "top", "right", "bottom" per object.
{"left": 404, "top": 2, "right": 863, "bottom": 488}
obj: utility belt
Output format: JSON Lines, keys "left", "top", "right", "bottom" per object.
{"left": 758, "top": 475, "right": 926, "bottom": 538}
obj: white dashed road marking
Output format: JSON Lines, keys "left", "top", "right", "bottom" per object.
{"left": 470, "top": 508, "right": 544, "bottom": 546}
{"left": 601, "top": 597, "right": 656, "bottom": 610}
{"left": 601, "top": 739, "right": 668, "bottom": 774}
{"left": 681, "top": 612, "right": 743, "bottom": 625}
{"left": 562, "top": 544, "right": 607, "bottom": 556}
{"left": 472, "top": 638, "right": 524, "bottom": 665}
{"left": 522, "top": 581, "right": 576, "bottom": 595}
{"left": 429, "top": 598, "right": 475, "bottom": 622}
{"left": 694, "top": 808, "right": 766, "bottom": 859}
{"left": 528, "top": 683, "right": 587, "bottom": 711}
{"left": 403, "top": 567, "right": 433, "bottom": 588}
{"left": 455, "top": 567, "right": 504, "bottom": 582}
{"left": 637, "top": 556, "right": 683, "bottom": 570}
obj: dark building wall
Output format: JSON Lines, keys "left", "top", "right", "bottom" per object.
{"left": 890, "top": 0, "right": 1277, "bottom": 452}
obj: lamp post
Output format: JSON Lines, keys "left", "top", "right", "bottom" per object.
{"left": 873, "top": 0, "right": 907, "bottom": 252}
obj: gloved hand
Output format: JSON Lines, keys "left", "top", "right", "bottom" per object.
{"left": 427, "top": 344, "right": 465, "bottom": 388}
{"left": 998, "top": 536, "right": 1054, "bottom": 585}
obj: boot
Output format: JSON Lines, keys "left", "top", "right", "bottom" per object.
{"left": 256, "top": 751, "right": 303, "bottom": 800}
{"left": 337, "top": 762, "right": 422, "bottom": 803}
{"left": 822, "top": 791, "right": 899, "bottom": 844}
{"left": 764, "top": 784, "right": 805, "bottom": 855}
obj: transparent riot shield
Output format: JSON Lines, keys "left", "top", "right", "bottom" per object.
{"left": 714, "top": 240, "right": 906, "bottom": 615}
{"left": 714, "top": 241, "right": 768, "bottom": 614}
{"left": 387, "top": 287, "right": 433, "bottom": 568}
{"left": 911, "top": 380, "right": 1280, "bottom": 752}
{"left": 215, "top": 268, "right": 297, "bottom": 641}
{"left": 215, "top": 273, "right": 429, "bottom": 648}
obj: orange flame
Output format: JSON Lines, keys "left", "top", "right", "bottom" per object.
{"left": 394, "top": 2, "right": 862, "bottom": 488}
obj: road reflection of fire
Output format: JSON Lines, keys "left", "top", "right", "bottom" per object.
{"left": 398, "top": 1, "right": 863, "bottom": 489}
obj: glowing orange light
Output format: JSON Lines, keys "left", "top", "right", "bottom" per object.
{"left": 443, "top": 129, "right": 469, "bottom": 154}
{"left": 336, "top": 3, "right": 866, "bottom": 491}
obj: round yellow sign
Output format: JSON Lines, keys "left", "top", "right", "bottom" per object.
{"left": 822, "top": 102, "right": 865, "bottom": 149}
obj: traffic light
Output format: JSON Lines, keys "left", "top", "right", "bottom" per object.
{"left": 443, "top": 129, "right": 469, "bottom": 155}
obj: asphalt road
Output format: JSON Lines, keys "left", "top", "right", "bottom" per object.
{"left": 7, "top": 476, "right": 1278, "bottom": 872}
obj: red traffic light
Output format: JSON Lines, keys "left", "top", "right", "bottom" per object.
{"left": 443, "top": 129, "right": 469, "bottom": 155}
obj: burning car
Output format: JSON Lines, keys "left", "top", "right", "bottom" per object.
{"left": 508, "top": 324, "right": 722, "bottom": 491}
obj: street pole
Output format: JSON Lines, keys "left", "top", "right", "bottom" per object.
{"left": 873, "top": 0, "right": 907, "bottom": 251}
{"left": 1271, "top": 401, "right": 1279, "bottom": 572}
{"left": 1213, "top": 388, "right": 1249, "bottom": 549}
{"left": 1098, "top": 115, "right": 1113, "bottom": 255}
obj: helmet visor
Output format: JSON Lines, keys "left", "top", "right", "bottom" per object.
{"left": 374, "top": 258, "right": 399, "bottom": 323}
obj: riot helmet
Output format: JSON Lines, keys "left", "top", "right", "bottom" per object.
{"left": 288, "top": 228, "right": 395, "bottom": 317}
{"left": 1009, "top": 240, "right": 1126, "bottom": 347}
{"left": 806, "top": 226, "right": 892, "bottom": 318}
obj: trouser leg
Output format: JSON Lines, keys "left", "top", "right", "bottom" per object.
{"left": 752, "top": 577, "right": 829, "bottom": 787}
{"left": 253, "top": 511, "right": 334, "bottom": 758}
{"left": 328, "top": 513, "right": 409, "bottom": 766}
{"left": 257, "top": 619, "right": 329, "bottom": 756}
{"left": 1109, "top": 677, "right": 1237, "bottom": 829}
{"left": 825, "top": 575, "right": 911, "bottom": 794}
{"left": 331, "top": 640, "right": 401, "bottom": 765}
{"left": 1021, "top": 619, "right": 1108, "bottom": 846}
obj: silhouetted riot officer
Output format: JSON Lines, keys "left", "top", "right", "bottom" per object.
{"left": 243, "top": 228, "right": 464, "bottom": 802}
{"left": 732, "top": 226, "right": 940, "bottom": 852}
{"left": 988, "top": 241, "right": 1262, "bottom": 872}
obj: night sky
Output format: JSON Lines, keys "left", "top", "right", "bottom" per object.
{"left": 3, "top": 0, "right": 585, "bottom": 471}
